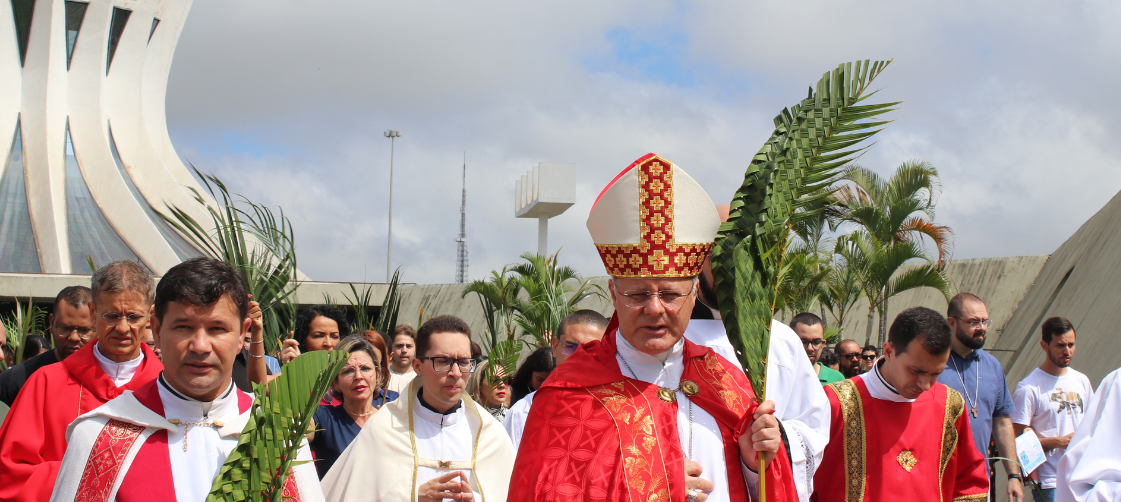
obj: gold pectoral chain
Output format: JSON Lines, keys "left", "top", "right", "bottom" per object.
{"left": 167, "top": 418, "right": 224, "bottom": 452}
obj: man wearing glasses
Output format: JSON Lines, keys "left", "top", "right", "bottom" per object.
{"left": 324, "top": 315, "right": 516, "bottom": 502}
{"left": 835, "top": 339, "right": 864, "bottom": 379}
{"left": 0, "top": 286, "right": 95, "bottom": 406}
{"left": 937, "top": 293, "right": 1023, "bottom": 502}
{"left": 860, "top": 345, "right": 879, "bottom": 373}
{"left": 503, "top": 309, "right": 609, "bottom": 449}
{"left": 509, "top": 154, "right": 799, "bottom": 502}
{"left": 0, "top": 261, "right": 164, "bottom": 502}
{"left": 791, "top": 313, "right": 843, "bottom": 386}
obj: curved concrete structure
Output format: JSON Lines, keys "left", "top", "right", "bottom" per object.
{"left": 1, "top": 0, "right": 209, "bottom": 274}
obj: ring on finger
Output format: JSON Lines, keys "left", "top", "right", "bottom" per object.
{"left": 686, "top": 489, "right": 699, "bottom": 502}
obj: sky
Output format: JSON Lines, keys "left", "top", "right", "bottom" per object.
{"left": 165, "top": 0, "right": 1121, "bottom": 285}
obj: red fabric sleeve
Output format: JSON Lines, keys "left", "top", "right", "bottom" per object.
{"left": 0, "top": 368, "right": 68, "bottom": 502}
{"left": 951, "top": 405, "right": 991, "bottom": 500}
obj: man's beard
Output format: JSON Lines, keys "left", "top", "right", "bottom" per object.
{"left": 1049, "top": 352, "right": 1071, "bottom": 368}
{"left": 956, "top": 327, "right": 986, "bottom": 350}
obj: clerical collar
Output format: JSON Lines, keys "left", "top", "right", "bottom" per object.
{"left": 156, "top": 374, "right": 238, "bottom": 419}
{"left": 615, "top": 331, "right": 685, "bottom": 388}
{"left": 866, "top": 359, "right": 915, "bottom": 403}
{"left": 91, "top": 342, "right": 144, "bottom": 387}
{"left": 415, "top": 388, "right": 463, "bottom": 420}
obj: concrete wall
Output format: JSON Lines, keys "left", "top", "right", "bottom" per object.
{"left": 833, "top": 256, "right": 1049, "bottom": 348}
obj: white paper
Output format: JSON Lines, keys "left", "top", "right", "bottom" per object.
{"left": 1016, "top": 430, "right": 1047, "bottom": 475}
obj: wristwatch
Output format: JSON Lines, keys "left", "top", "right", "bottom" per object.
{"left": 1008, "top": 473, "right": 1023, "bottom": 480}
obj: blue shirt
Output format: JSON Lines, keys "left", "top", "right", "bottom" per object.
{"left": 310, "top": 389, "right": 399, "bottom": 478}
{"left": 937, "top": 348, "right": 1015, "bottom": 460}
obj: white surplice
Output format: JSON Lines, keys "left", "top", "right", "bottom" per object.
{"left": 683, "top": 318, "right": 831, "bottom": 502}
{"left": 502, "top": 390, "right": 535, "bottom": 451}
{"left": 1057, "top": 367, "right": 1121, "bottom": 502}
{"left": 614, "top": 331, "right": 757, "bottom": 502}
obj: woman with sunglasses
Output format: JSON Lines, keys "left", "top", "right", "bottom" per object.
{"left": 467, "top": 360, "right": 511, "bottom": 421}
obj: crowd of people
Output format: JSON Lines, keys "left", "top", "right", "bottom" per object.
{"left": 0, "top": 153, "right": 1116, "bottom": 502}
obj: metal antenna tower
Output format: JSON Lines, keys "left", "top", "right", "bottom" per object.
{"left": 454, "top": 153, "right": 469, "bottom": 283}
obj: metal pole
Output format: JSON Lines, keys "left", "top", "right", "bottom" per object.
{"left": 384, "top": 130, "right": 400, "bottom": 281}
{"left": 538, "top": 214, "right": 547, "bottom": 256}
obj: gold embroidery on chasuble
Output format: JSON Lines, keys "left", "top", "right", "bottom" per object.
{"left": 74, "top": 419, "right": 147, "bottom": 502}
{"left": 952, "top": 494, "right": 989, "bottom": 502}
{"left": 587, "top": 381, "right": 671, "bottom": 502}
{"left": 692, "top": 355, "right": 750, "bottom": 416}
{"left": 828, "top": 380, "right": 867, "bottom": 502}
{"left": 939, "top": 389, "right": 966, "bottom": 490}
{"left": 594, "top": 156, "right": 713, "bottom": 278}
{"left": 897, "top": 450, "right": 918, "bottom": 472}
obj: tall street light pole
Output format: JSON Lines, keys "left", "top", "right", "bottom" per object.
{"left": 384, "top": 130, "right": 401, "bottom": 281}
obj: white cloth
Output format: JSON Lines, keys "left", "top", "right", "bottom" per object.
{"left": 386, "top": 367, "right": 416, "bottom": 395}
{"left": 50, "top": 378, "right": 323, "bottom": 502}
{"left": 865, "top": 359, "right": 914, "bottom": 403}
{"left": 322, "top": 378, "right": 516, "bottom": 502}
{"left": 158, "top": 380, "right": 243, "bottom": 502}
{"left": 615, "top": 331, "right": 754, "bottom": 502}
{"left": 92, "top": 342, "right": 144, "bottom": 387}
{"left": 502, "top": 390, "right": 535, "bottom": 451}
{"left": 1012, "top": 368, "right": 1094, "bottom": 488}
{"left": 684, "top": 319, "right": 831, "bottom": 502}
{"left": 1056, "top": 367, "right": 1121, "bottom": 502}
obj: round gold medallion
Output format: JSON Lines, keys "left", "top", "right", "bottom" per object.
{"left": 681, "top": 380, "right": 700, "bottom": 397}
{"left": 657, "top": 387, "right": 677, "bottom": 403}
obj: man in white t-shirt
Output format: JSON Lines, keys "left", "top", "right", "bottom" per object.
{"left": 1012, "top": 316, "right": 1095, "bottom": 502}
{"left": 386, "top": 324, "right": 417, "bottom": 394}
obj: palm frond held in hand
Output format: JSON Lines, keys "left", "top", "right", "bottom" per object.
{"left": 712, "top": 60, "right": 897, "bottom": 399}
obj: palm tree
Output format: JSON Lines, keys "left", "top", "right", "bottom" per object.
{"left": 775, "top": 250, "right": 831, "bottom": 319}
{"left": 834, "top": 160, "right": 953, "bottom": 266}
{"left": 819, "top": 251, "right": 863, "bottom": 335}
{"left": 837, "top": 231, "right": 951, "bottom": 347}
{"left": 462, "top": 266, "right": 521, "bottom": 352}
{"left": 510, "top": 251, "right": 603, "bottom": 347}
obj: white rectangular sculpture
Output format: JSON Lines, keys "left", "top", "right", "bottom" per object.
{"left": 514, "top": 163, "right": 576, "bottom": 256}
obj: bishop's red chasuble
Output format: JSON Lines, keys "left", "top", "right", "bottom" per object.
{"left": 507, "top": 322, "right": 798, "bottom": 502}
{"left": 813, "top": 376, "right": 989, "bottom": 502}
{"left": 0, "top": 342, "right": 163, "bottom": 502}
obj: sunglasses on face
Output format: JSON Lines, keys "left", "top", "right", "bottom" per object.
{"left": 862, "top": 355, "right": 877, "bottom": 361}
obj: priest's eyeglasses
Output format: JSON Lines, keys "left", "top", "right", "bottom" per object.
{"left": 799, "top": 338, "right": 826, "bottom": 349}
{"left": 420, "top": 356, "right": 479, "bottom": 373}
{"left": 618, "top": 284, "right": 696, "bottom": 309}
{"left": 100, "top": 312, "right": 148, "bottom": 327}
{"left": 951, "top": 317, "right": 992, "bottom": 329}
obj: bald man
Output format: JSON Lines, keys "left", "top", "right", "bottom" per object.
{"left": 835, "top": 340, "right": 863, "bottom": 379}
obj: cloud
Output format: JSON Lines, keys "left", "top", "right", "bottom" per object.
{"left": 166, "top": 0, "right": 1121, "bottom": 283}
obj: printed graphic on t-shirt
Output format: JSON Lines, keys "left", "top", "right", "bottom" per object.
{"left": 1048, "top": 388, "right": 1085, "bottom": 415}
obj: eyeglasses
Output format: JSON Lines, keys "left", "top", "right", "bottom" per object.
{"left": 560, "top": 341, "right": 580, "bottom": 355}
{"left": 100, "top": 312, "right": 148, "bottom": 327}
{"left": 420, "top": 356, "right": 479, "bottom": 373}
{"left": 951, "top": 317, "right": 991, "bottom": 329}
{"left": 841, "top": 353, "right": 862, "bottom": 360}
{"left": 57, "top": 324, "right": 96, "bottom": 341}
{"left": 861, "top": 354, "right": 877, "bottom": 361}
{"left": 339, "top": 365, "right": 377, "bottom": 379}
{"left": 799, "top": 339, "right": 826, "bottom": 349}
{"left": 617, "top": 283, "right": 696, "bottom": 309}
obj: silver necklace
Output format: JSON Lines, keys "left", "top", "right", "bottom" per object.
{"left": 618, "top": 351, "right": 694, "bottom": 459}
{"left": 951, "top": 354, "right": 981, "bottom": 418}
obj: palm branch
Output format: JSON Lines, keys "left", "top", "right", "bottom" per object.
{"left": 712, "top": 59, "right": 897, "bottom": 399}
{"left": 373, "top": 268, "right": 403, "bottom": 334}
{"left": 484, "top": 339, "right": 521, "bottom": 387}
{"left": 207, "top": 349, "right": 348, "bottom": 502}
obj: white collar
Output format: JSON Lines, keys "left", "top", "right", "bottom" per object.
{"left": 615, "top": 331, "right": 685, "bottom": 388}
{"left": 864, "top": 360, "right": 915, "bottom": 403}
{"left": 91, "top": 342, "right": 144, "bottom": 387}
{"left": 157, "top": 376, "right": 241, "bottom": 422}
{"left": 413, "top": 391, "right": 465, "bottom": 427}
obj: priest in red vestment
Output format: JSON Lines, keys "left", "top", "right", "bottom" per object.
{"left": 0, "top": 261, "right": 163, "bottom": 502}
{"left": 508, "top": 153, "right": 799, "bottom": 502}
{"left": 49, "top": 257, "right": 322, "bottom": 502}
{"left": 813, "top": 307, "right": 989, "bottom": 502}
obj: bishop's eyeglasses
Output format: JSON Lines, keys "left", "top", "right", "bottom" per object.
{"left": 419, "top": 356, "right": 479, "bottom": 373}
{"left": 617, "top": 282, "right": 696, "bottom": 309}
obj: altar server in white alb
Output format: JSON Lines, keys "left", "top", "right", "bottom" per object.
{"left": 323, "top": 315, "right": 516, "bottom": 502}
{"left": 689, "top": 204, "right": 831, "bottom": 502}
{"left": 50, "top": 258, "right": 323, "bottom": 502}
{"left": 1056, "top": 365, "right": 1121, "bottom": 502}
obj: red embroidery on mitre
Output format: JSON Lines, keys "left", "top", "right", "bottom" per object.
{"left": 74, "top": 419, "right": 146, "bottom": 502}
{"left": 593, "top": 154, "right": 713, "bottom": 278}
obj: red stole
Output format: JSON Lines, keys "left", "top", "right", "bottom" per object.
{"left": 0, "top": 343, "right": 162, "bottom": 502}
{"left": 813, "top": 376, "right": 989, "bottom": 502}
{"left": 507, "top": 316, "right": 798, "bottom": 502}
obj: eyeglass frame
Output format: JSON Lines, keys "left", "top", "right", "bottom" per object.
{"left": 98, "top": 311, "right": 149, "bottom": 327}
{"left": 613, "top": 280, "right": 697, "bottom": 309}
{"left": 798, "top": 338, "right": 826, "bottom": 349}
{"left": 418, "top": 356, "right": 480, "bottom": 373}
{"left": 53, "top": 322, "right": 96, "bottom": 341}
{"left": 949, "top": 317, "right": 992, "bottom": 329}
{"left": 861, "top": 354, "right": 878, "bottom": 361}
